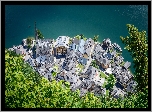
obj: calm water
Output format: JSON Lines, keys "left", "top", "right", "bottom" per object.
{"left": 5, "top": 5, "right": 148, "bottom": 74}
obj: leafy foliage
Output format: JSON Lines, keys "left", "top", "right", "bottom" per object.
{"left": 80, "top": 34, "right": 87, "bottom": 41}
{"left": 90, "top": 60, "right": 99, "bottom": 69}
{"left": 76, "top": 63, "right": 84, "bottom": 73}
{"left": 105, "top": 74, "right": 116, "bottom": 90}
{"left": 52, "top": 71, "right": 57, "bottom": 78}
{"left": 75, "top": 35, "right": 81, "bottom": 40}
{"left": 26, "top": 37, "right": 34, "bottom": 49}
{"left": 120, "top": 24, "right": 148, "bottom": 92}
{"left": 77, "top": 63, "right": 84, "bottom": 70}
{"left": 120, "top": 24, "right": 148, "bottom": 108}
{"left": 100, "top": 71, "right": 107, "bottom": 79}
{"left": 26, "top": 37, "right": 34, "bottom": 45}
{"left": 69, "top": 38, "right": 73, "bottom": 44}
{"left": 120, "top": 61, "right": 125, "bottom": 66}
{"left": 92, "top": 35, "right": 99, "bottom": 42}
{"left": 37, "top": 29, "right": 44, "bottom": 39}
{"left": 53, "top": 65, "right": 58, "bottom": 73}
{"left": 75, "top": 34, "right": 87, "bottom": 41}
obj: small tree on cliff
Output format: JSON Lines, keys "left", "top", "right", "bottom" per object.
{"left": 120, "top": 24, "right": 148, "bottom": 92}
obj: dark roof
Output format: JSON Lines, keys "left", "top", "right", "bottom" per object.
{"left": 73, "top": 38, "right": 79, "bottom": 45}
{"left": 15, "top": 49, "right": 22, "bottom": 55}
{"left": 102, "top": 58, "right": 110, "bottom": 65}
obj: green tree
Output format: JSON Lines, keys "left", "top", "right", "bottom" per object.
{"left": 120, "top": 24, "right": 148, "bottom": 108}
{"left": 69, "top": 38, "right": 73, "bottom": 44}
{"left": 75, "top": 35, "right": 81, "bottom": 40}
{"left": 26, "top": 37, "right": 34, "bottom": 49}
{"left": 26, "top": 37, "right": 34, "bottom": 45}
{"left": 52, "top": 71, "right": 57, "bottom": 78}
{"left": 120, "top": 24, "right": 148, "bottom": 92}
{"left": 92, "top": 35, "right": 99, "bottom": 42}
{"left": 90, "top": 60, "right": 96, "bottom": 67}
{"left": 105, "top": 74, "right": 116, "bottom": 90}
{"left": 80, "top": 34, "right": 87, "bottom": 41}
{"left": 90, "top": 60, "right": 100, "bottom": 69}
{"left": 37, "top": 29, "right": 44, "bottom": 39}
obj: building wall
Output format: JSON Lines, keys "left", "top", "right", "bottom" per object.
{"left": 83, "top": 53, "right": 88, "bottom": 59}
{"left": 55, "top": 46, "right": 67, "bottom": 55}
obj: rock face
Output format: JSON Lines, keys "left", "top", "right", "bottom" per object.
{"left": 9, "top": 36, "right": 137, "bottom": 99}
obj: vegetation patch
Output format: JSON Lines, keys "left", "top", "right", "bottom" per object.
{"left": 90, "top": 60, "right": 99, "bottom": 69}
{"left": 100, "top": 71, "right": 107, "bottom": 79}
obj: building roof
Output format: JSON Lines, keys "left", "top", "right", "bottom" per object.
{"left": 64, "top": 52, "right": 78, "bottom": 71}
{"left": 85, "top": 47, "right": 92, "bottom": 57}
{"left": 8, "top": 48, "right": 14, "bottom": 51}
{"left": 84, "top": 38, "right": 94, "bottom": 49}
{"left": 73, "top": 37, "right": 79, "bottom": 45}
{"left": 98, "top": 56, "right": 103, "bottom": 63}
{"left": 118, "top": 71, "right": 132, "bottom": 84}
{"left": 94, "top": 44, "right": 103, "bottom": 54}
{"left": 103, "top": 38, "right": 111, "bottom": 46}
{"left": 124, "top": 61, "right": 131, "bottom": 69}
{"left": 111, "top": 86, "right": 126, "bottom": 98}
{"left": 115, "top": 60, "right": 121, "bottom": 66}
{"left": 112, "top": 43, "right": 122, "bottom": 52}
{"left": 85, "top": 66, "right": 100, "bottom": 80}
{"left": 102, "top": 58, "right": 110, "bottom": 65}
{"left": 126, "top": 80, "right": 137, "bottom": 92}
{"left": 119, "top": 55, "right": 124, "bottom": 60}
{"left": 111, "top": 50, "right": 117, "bottom": 56}
{"left": 15, "top": 49, "right": 22, "bottom": 55}
{"left": 55, "top": 36, "right": 70, "bottom": 48}
{"left": 78, "top": 39, "right": 85, "bottom": 54}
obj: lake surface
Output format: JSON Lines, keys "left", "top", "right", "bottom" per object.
{"left": 5, "top": 5, "right": 148, "bottom": 74}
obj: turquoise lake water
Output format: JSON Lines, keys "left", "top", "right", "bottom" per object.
{"left": 5, "top": 5, "right": 148, "bottom": 74}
